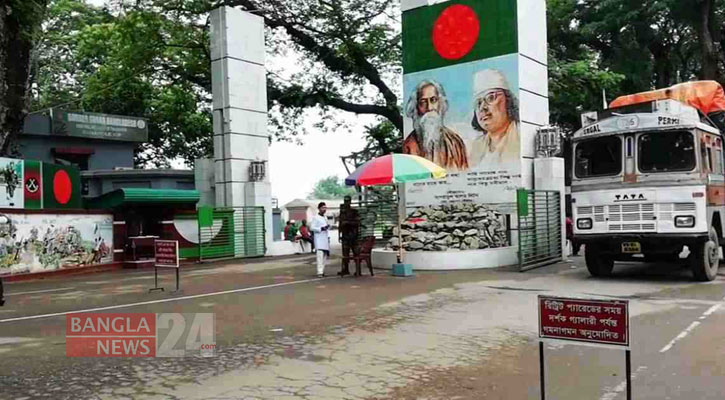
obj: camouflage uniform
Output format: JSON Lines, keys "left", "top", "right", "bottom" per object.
{"left": 339, "top": 204, "right": 361, "bottom": 276}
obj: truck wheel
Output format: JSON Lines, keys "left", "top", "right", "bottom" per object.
{"left": 585, "top": 245, "right": 614, "bottom": 277}
{"left": 690, "top": 228, "right": 720, "bottom": 281}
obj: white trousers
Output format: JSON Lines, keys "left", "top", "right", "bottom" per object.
{"left": 316, "top": 250, "right": 328, "bottom": 275}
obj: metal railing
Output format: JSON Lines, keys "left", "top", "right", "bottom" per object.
{"left": 517, "top": 189, "right": 562, "bottom": 271}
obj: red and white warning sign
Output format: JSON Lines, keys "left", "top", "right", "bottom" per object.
{"left": 538, "top": 295, "right": 629, "bottom": 347}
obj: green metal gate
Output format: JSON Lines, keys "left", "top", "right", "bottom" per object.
{"left": 517, "top": 189, "right": 562, "bottom": 271}
{"left": 198, "top": 206, "right": 266, "bottom": 261}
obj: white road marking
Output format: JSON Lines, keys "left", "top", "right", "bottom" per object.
{"left": 5, "top": 287, "right": 76, "bottom": 296}
{"left": 659, "top": 297, "right": 725, "bottom": 353}
{"left": 0, "top": 277, "right": 327, "bottom": 324}
{"left": 659, "top": 321, "right": 701, "bottom": 353}
{"left": 701, "top": 303, "right": 722, "bottom": 317}
{"left": 599, "top": 365, "right": 647, "bottom": 400}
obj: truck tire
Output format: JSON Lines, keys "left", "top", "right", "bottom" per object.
{"left": 585, "top": 244, "right": 614, "bottom": 277}
{"left": 690, "top": 228, "right": 720, "bottom": 282}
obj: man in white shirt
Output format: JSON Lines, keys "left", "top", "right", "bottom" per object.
{"left": 310, "top": 202, "right": 330, "bottom": 277}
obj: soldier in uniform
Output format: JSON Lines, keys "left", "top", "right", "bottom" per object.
{"left": 338, "top": 195, "right": 361, "bottom": 276}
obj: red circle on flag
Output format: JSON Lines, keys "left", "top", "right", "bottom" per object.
{"left": 432, "top": 5, "right": 480, "bottom": 60}
{"left": 53, "top": 170, "right": 72, "bottom": 205}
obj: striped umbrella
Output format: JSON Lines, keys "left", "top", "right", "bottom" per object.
{"left": 344, "top": 154, "right": 446, "bottom": 187}
{"left": 345, "top": 154, "right": 447, "bottom": 265}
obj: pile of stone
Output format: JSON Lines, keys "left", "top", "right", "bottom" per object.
{"left": 387, "top": 203, "right": 508, "bottom": 251}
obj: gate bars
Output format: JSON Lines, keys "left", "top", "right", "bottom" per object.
{"left": 517, "top": 189, "right": 563, "bottom": 271}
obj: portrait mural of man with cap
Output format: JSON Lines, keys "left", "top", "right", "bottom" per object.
{"left": 403, "top": 80, "right": 469, "bottom": 171}
{"left": 468, "top": 69, "right": 520, "bottom": 165}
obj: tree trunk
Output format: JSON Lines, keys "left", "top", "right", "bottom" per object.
{"left": 0, "top": 2, "right": 48, "bottom": 155}
{"left": 695, "top": 0, "right": 721, "bottom": 81}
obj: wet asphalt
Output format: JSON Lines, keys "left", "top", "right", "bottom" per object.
{"left": 0, "top": 252, "right": 724, "bottom": 399}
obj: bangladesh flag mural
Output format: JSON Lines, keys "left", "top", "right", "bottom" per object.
{"left": 23, "top": 160, "right": 42, "bottom": 209}
{"left": 402, "top": 0, "right": 517, "bottom": 74}
{"left": 43, "top": 163, "right": 81, "bottom": 209}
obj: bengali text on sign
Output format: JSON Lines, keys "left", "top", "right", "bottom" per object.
{"left": 538, "top": 295, "right": 629, "bottom": 347}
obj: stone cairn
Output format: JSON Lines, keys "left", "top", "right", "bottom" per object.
{"left": 387, "top": 203, "right": 509, "bottom": 252}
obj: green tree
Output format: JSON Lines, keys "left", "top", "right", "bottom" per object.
{"left": 0, "top": 0, "right": 51, "bottom": 155}
{"left": 308, "top": 176, "right": 356, "bottom": 199}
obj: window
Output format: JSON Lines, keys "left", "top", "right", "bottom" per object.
{"left": 639, "top": 131, "right": 696, "bottom": 173}
{"left": 575, "top": 136, "right": 622, "bottom": 178}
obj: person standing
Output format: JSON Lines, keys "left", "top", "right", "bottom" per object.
{"left": 310, "top": 202, "right": 330, "bottom": 278}
{"left": 338, "top": 195, "right": 361, "bottom": 276}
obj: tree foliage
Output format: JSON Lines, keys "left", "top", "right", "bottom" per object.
{"left": 308, "top": 175, "right": 356, "bottom": 199}
{"left": 8, "top": 0, "right": 725, "bottom": 168}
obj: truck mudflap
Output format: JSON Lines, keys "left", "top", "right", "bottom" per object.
{"left": 574, "top": 233, "right": 709, "bottom": 256}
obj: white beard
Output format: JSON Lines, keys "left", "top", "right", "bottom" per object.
{"left": 413, "top": 111, "right": 443, "bottom": 155}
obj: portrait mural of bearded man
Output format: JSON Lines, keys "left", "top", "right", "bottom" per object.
{"left": 402, "top": 80, "right": 469, "bottom": 171}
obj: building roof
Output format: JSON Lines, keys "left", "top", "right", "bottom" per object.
{"left": 85, "top": 188, "right": 200, "bottom": 209}
{"left": 283, "top": 198, "right": 312, "bottom": 209}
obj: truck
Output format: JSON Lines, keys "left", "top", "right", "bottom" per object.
{"left": 571, "top": 81, "right": 725, "bottom": 281}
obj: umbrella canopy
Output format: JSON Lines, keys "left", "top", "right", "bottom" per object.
{"left": 344, "top": 154, "right": 446, "bottom": 187}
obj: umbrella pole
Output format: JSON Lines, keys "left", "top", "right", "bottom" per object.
{"left": 396, "top": 183, "right": 402, "bottom": 264}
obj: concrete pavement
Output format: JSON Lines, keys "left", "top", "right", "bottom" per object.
{"left": 1, "top": 253, "right": 724, "bottom": 399}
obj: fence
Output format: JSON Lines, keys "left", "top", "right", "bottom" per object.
{"left": 516, "top": 189, "right": 562, "bottom": 271}
{"left": 351, "top": 187, "right": 399, "bottom": 246}
{"left": 198, "top": 206, "right": 266, "bottom": 261}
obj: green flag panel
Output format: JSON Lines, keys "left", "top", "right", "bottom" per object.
{"left": 403, "top": 0, "right": 517, "bottom": 74}
{"left": 43, "top": 163, "right": 82, "bottom": 209}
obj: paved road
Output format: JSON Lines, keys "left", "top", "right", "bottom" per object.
{"left": 1, "top": 253, "right": 724, "bottom": 399}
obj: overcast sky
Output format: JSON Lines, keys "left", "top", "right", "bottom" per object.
{"left": 84, "top": 0, "right": 371, "bottom": 205}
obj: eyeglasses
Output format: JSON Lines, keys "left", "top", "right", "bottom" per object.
{"left": 474, "top": 90, "right": 504, "bottom": 110}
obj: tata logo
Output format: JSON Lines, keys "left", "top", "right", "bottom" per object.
{"left": 25, "top": 178, "right": 39, "bottom": 193}
{"left": 614, "top": 193, "right": 646, "bottom": 202}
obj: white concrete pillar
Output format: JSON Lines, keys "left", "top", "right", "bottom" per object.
{"left": 210, "top": 6, "right": 273, "bottom": 250}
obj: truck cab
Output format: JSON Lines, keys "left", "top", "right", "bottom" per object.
{"left": 572, "top": 95, "right": 725, "bottom": 281}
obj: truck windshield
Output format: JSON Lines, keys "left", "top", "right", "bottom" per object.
{"left": 638, "top": 131, "right": 695, "bottom": 173}
{"left": 574, "top": 136, "right": 622, "bottom": 178}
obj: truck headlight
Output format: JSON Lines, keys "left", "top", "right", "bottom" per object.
{"left": 674, "top": 216, "right": 695, "bottom": 228}
{"left": 577, "top": 218, "right": 592, "bottom": 230}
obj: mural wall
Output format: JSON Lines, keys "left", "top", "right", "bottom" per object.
{"left": 402, "top": 0, "right": 522, "bottom": 209}
{"left": 0, "top": 213, "right": 113, "bottom": 275}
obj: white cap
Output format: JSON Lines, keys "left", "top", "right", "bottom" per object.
{"left": 473, "top": 69, "right": 510, "bottom": 99}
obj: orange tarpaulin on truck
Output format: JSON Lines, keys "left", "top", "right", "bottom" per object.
{"left": 610, "top": 81, "right": 725, "bottom": 116}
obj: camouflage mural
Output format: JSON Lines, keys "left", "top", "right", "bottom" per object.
{"left": 0, "top": 213, "right": 113, "bottom": 275}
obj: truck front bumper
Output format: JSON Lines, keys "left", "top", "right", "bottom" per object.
{"left": 574, "top": 233, "right": 709, "bottom": 255}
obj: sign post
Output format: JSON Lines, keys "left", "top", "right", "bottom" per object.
{"left": 151, "top": 240, "right": 180, "bottom": 292}
{"left": 538, "top": 295, "right": 630, "bottom": 400}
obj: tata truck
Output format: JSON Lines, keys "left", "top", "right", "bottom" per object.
{"left": 571, "top": 81, "right": 725, "bottom": 281}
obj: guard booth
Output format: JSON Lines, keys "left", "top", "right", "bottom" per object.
{"left": 85, "top": 188, "right": 200, "bottom": 267}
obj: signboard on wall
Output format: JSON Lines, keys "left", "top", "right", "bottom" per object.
{"left": 51, "top": 109, "right": 148, "bottom": 142}
{"left": 401, "top": 0, "right": 522, "bottom": 208}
